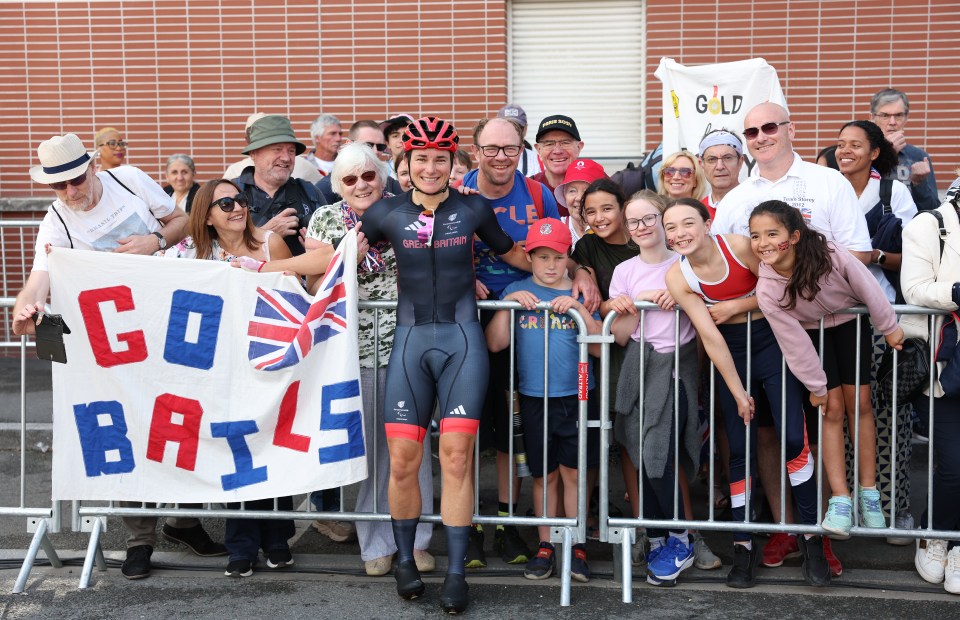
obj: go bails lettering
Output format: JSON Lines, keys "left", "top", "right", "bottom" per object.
{"left": 71, "top": 284, "right": 364, "bottom": 491}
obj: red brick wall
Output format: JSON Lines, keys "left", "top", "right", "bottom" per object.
{"left": 644, "top": 0, "right": 960, "bottom": 185}
{"left": 0, "top": 0, "right": 508, "bottom": 198}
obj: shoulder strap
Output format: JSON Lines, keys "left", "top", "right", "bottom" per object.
{"left": 105, "top": 169, "right": 137, "bottom": 197}
{"left": 524, "top": 176, "right": 544, "bottom": 220}
{"left": 879, "top": 178, "right": 893, "bottom": 214}
{"left": 49, "top": 204, "right": 74, "bottom": 249}
{"left": 920, "top": 209, "right": 947, "bottom": 277}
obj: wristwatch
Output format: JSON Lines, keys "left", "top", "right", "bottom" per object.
{"left": 876, "top": 250, "right": 887, "bottom": 265}
{"left": 153, "top": 232, "right": 167, "bottom": 250}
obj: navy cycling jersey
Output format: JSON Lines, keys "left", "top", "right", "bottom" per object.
{"left": 360, "top": 191, "right": 515, "bottom": 326}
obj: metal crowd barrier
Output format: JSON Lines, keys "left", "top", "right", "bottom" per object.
{"left": 601, "top": 302, "right": 958, "bottom": 602}
{"left": 67, "top": 300, "right": 595, "bottom": 606}
{"left": 0, "top": 298, "right": 63, "bottom": 594}
{"left": 6, "top": 273, "right": 958, "bottom": 602}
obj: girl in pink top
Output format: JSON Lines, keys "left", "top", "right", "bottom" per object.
{"left": 749, "top": 199, "right": 904, "bottom": 539}
{"left": 607, "top": 191, "right": 701, "bottom": 583}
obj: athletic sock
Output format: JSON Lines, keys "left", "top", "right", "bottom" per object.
{"left": 446, "top": 525, "right": 471, "bottom": 576}
{"left": 671, "top": 531, "right": 690, "bottom": 546}
{"left": 392, "top": 518, "right": 418, "bottom": 563}
{"left": 649, "top": 536, "right": 666, "bottom": 552}
{"left": 497, "top": 502, "right": 517, "bottom": 530}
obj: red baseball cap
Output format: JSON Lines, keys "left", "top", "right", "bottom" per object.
{"left": 553, "top": 159, "right": 609, "bottom": 207}
{"left": 524, "top": 217, "right": 572, "bottom": 255}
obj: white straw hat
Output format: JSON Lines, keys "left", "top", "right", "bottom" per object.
{"left": 29, "top": 134, "right": 93, "bottom": 184}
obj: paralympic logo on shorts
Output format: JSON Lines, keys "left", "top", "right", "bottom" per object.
{"left": 246, "top": 251, "right": 349, "bottom": 371}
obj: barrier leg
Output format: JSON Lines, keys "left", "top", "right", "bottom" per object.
{"left": 559, "top": 527, "right": 572, "bottom": 607}
{"left": 620, "top": 529, "right": 634, "bottom": 603}
{"left": 79, "top": 517, "right": 104, "bottom": 589}
{"left": 12, "top": 519, "right": 55, "bottom": 594}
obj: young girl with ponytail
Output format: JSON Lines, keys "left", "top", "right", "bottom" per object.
{"left": 748, "top": 200, "right": 904, "bottom": 541}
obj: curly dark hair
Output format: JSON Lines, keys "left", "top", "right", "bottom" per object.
{"left": 838, "top": 120, "right": 898, "bottom": 178}
{"left": 749, "top": 200, "right": 833, "bottom": 311}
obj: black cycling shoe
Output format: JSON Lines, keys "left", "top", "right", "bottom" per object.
{"left": 439, "top": 573, "right": 469, "bottom": 614}
{"left": 395, "top": 560, "right": 425, "bottom": 600}
{"left": 799, "top": 535, "right": 831, "bottom": 587}
{"left": 725, "top": 542, "right": 758, "bottom": 589}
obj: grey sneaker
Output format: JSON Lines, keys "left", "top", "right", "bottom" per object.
{"left": 886, "top": 513, "right": 915, "bottom": 546}
{"left": 693, "top": 533, "right": 722, "bottom": 570}
{"left": 632, "top": 529, "right": 649, "bottom": 567}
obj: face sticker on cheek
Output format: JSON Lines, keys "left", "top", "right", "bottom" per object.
{"left": 666, "top": 238, "right": 675, "bottom": 248}
{"left": 777, "top": 241, "right": 790, "bottom": 252}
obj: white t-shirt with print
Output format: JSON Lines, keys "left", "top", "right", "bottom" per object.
{"left": 31, "top": 166, "right": 174, "bottom": 272}
{"left": 711, "top": 152, "right": 871, "bottom": 253}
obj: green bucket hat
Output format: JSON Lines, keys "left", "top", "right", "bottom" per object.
{"left": 242, "top": 115, "right": 306, "bottom": 155}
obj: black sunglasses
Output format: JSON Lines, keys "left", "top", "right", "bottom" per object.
{"left": 342, "top": 170, "right": 378, "bottom": 187}
{"left": 363, "top": 141, "right": 389, "bottom": 153}
{"left": 49, "top": 172, "right": 88, "bottom": 191}
{"left": 211, "top": 194, "right": 249, "bottom": 212}
{"left": 742, "top": 121, "right": 790, "bottom": 140}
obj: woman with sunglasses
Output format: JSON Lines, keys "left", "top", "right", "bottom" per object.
{"left": 657, "top": 151, "right": 708, "bottom": 202}
{"left": 663, "top": 198, "right": 826, "bottom": 589}
{"left": 163, "top": 179, "right": 291, "bottom": 264}
{"left": 358, "top": 116, "right": 529, "bottom": 614}
{"left": 94, "top": 127, "right": 128, "bottom": 171}
{"left": 163, "top": 178, "right": 293, "bottom": 578}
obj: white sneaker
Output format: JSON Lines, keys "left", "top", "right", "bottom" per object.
{"left": 886, "top": 513, "right": 915, "bottom": 546}
{"left": 945, "top": 547, "right": 960, "bottom": 595}
{"left": 916, "top": 538, "right": 948, "bottom": 584}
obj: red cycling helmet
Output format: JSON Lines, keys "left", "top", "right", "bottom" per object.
{"left": 402, "top": 116, "right": 459, "bottom": 153}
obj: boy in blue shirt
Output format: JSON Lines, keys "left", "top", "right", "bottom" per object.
{"left": 485, "top": 218, "right": 601, "bottom": 582}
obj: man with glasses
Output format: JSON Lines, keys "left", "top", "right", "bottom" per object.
{"left": 711, "top": 102, "right": 871, "bottom": 265}
{"left": 698, "top": 129, "right": 745, "bottom": 218}
{"left": 232, "top": 114, "right": 326, "bottom": 256}
{"left": 532, "top": 115, "right": 585, "bottom": 216}
{"left": 12, "top": 134, "right": 222, "bottom": 581}
{"left": 870, "top": 88, "right": 939, "bottom": 211}
{"left": 459, "top": 117, "right": 562, "bottom": 568}
{"left": 315, "top": 120, "right": 403, "bottom": 204}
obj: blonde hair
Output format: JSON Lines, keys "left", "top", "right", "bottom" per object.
{"left": 657, "top": 151, "right": 708, "bottom": 201}
{"left": 626, "top": 189, "right": 669, "bottom": 213}
{"left": 94, "top": 127, "right": 122, "bottom": 146}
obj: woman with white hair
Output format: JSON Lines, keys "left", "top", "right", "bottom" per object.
{"left": 164, "top": 154, "right": 200, "bottom": 212}
{"left": 302, "top": 142, "right": 436, "bottom": 576}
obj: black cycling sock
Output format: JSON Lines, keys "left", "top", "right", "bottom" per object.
{"left": 392, "top": 518, "right": 418, "bottom": 563}
{"left": 445, "top": 525, "right": 470, "bottom": 576}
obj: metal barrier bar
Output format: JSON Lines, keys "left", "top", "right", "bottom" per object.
{"left": 67, "top": 299, "right": 589, "bottom": 602}
{"left": 1, "top": 296, "right": 60, "bottom": 593}
{"left": 604, "top": 301, "right": 958, "bottom": 599}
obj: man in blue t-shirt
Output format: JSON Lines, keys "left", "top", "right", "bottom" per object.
{"left": 461, "top": 117, "right": 599, "bottom": 568}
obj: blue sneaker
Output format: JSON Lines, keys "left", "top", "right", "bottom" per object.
{"left": 647, "top": 536, "right": 694, "bottom": 583}
{"left": 858, "top": 488, "right": 885, "bottom": 528}
{"left": 570, "top": 543, "right": 590, "bottom": 582}
{"left": 821, "top": 496, "right": 853, "bottom": 538}
{"left": 524, "top": 542, "right": 555, "bottom": 580}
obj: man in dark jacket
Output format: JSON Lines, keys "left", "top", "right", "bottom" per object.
{"left": 232, "top": 114, "right": 325, "bottom": 255}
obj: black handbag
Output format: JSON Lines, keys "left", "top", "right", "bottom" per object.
{"left": 34, "top": 312, "right": 71, "bottom": 364}
{"left": 877, "top": 337, "right": 931, "bottom": 403}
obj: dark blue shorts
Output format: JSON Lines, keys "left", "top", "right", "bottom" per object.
{"left": 519, "top": 391, "right": 600, "bottom": 478}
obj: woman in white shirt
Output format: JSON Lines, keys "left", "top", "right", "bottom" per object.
{"left": 837, "top": 119, "right": 917, "bottom": 546}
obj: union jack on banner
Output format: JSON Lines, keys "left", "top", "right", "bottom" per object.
{"left": 247, "top": 251, "right": 349, "bottom": 371}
